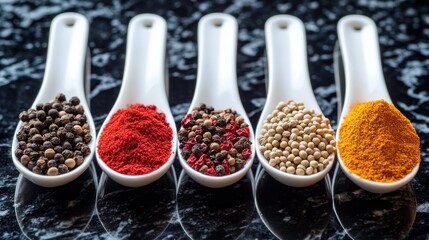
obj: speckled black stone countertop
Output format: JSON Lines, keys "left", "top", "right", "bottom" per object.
{"left": 1, "top": 0, "right": 428, "bottom": 239}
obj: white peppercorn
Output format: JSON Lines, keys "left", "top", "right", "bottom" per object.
{"left": 258, "top": 100, "right": 336, "bottom": 176}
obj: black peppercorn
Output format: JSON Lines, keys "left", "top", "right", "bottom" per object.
{"left": 49, "top": 123, "right": 59, "bottom": 132}
{"left": 54, "top": 145, "right": 63, "bottom": 153}
{"left": 54, "top": 153, "right": 65, "bottom": 163}
{"left": 52, "top": 103, "right": 62, "bottom": 111}
{"left": 57, "top": 127, "right": 67, "bottom": 140}
{"left": 64, "top": 105, "right": 75, "bottom": 114}
{"left": 191, "top": 144, "right": 202, "bottom": 157}
{"left": 208, "top": 149, "right": 217, "bottom": 157}
{"left": 32, "top": 134, "right": 43, "bottom": 144}
{"left": 34, "top": 121, "right": 44, "bottom": 131}
{"left": 62, "top": 149, "right": 73, "bottom": 159}
{"left": 43, "top": 103, "right": 52, "bottom": 112}
{"left": 47, "top": 159, "right": 57, "bottom": 168}
{"left": 42, "top": 133, "right": 51, "bottom": 141}
{"left": 202, "top": 137, "right": 211, "bottom": 145}
{"left": 74, "top": 155, "right": 84, "bottom": 165}
{"left": 216, "top": 118, "right": 226, "bottom": 127}
{"left": 58, "top": 164, "right": 69, "bottom": 174}
{"left": 62, "top": 141, "right": 72, "bottom": 150}
{"left": 44, "top": 116, "right": 53, "bottom": 127}
{"left": 182, "top": 150, "right": 191, "bottom": 159}
{"left": 56, "top": 93, "right": 66, "bottom": 102}
{"left": 81, "top": 145, "right": 90, "bottom": 156}
{"left": 36, "top": 110, "right": 46, "bottom": 121}
{"left": 233, "top": 141, "right": 244, "bottom": 151}
{"left": 28, "top": 143, "right": 38, "bottom": 151}
{"left": 212, "top": 134, "right": 221, "bottom": 143}
{"left": 23, "top": 148, "right": 32, "bottom": 156}
{"left": 65, "top": 132, "right": 74, "bottom": 141}
{"left": 215, "top": 165, "right": 225, "bottom": 176}
{"left": 51, "top": 136, "right": 61, "bottom": 145}
{"left": 15, "top": 149, "right": 23, "bottom": 159}
{"left": 32, "top": 166, "right": 42, "bottom": 174}
{"left": 19, "top": 111, "right": 29, "bottom": 122}
{"left": 41, "top": 141, "right": 53, "bottom": 151}
{"left": 29, "top": 151, "right": 40, "bottom": 161}
{"left": 28, "top": 112, "right": 36, "bottom": 120}
{"left": 17, "top": 131, "right": 27, "bottom": 141}
{"left": 83, "top": 134, "right": 91, "bottom": 143}
{"left": 74, "top": 137, "right": 83, "bottom": 144}
{"left": 235, "top": 159, "right": 244, "bottom": 170}
{"left": 27, "top": 161, "right": 35, "bottom": 170}
{"left": 215, "top": 152, "right": 226, "bottom": 161}
{"left": 29, "top": 128, "right": 39, "bottom": 136}
{"left": 195, "top": 135, "right": 203, "bottom": 143}
{"left": 64, "top": 123, "right": 72, "bottom": 132}
{"left": 18, "top": 141, "right": 27, "bottom": 150}
{"left": 48, "top": 108, "right": 59, "bottom": 119}
{"left": 15, "top": 94, "right": 92, "bottom": 175}
{"left": 69, "top": 96, "right": 80, "bottom": 106}
{"left": 54, "top": 117, "right": 62, "bottom": 126}
{"left": 79, "top": 114, "right": 87, "bottom": 125}
{"left": 192, "top": 112, "right": 202, "bottom": 119}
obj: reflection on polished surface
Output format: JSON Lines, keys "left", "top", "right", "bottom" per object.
{"left": 256, "top": 168, "right": 331, "bottom": 239}
{"left": 177, "top": 170, "right": 254, "bottom": 239}
{"left": 96, "top": 167, "right": 177, "bottom": 239}
{"left": 14, "top": 163, "right": 98, "bottom": 239}
{"left": 332, "top": 164, "right": 416, "bottom": 239}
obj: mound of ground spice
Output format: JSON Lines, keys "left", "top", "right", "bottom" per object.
{"left": 338, "top": 99, "right": 420, "bottom": 182}
{"left": 97, "top": 104, "right": 172, "bottom": 175}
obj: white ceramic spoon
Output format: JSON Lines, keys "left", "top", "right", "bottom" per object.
{"left": 177, "top": 13, "right": 255, "bottom": 188}
{"left": 95, "top": 14, "right": 177, "bottom": 188}
{"left": 336, "top": 15, "right": 419, "bottom": 194}
{"left": 11, "top": 13, "right": 95, "bottom": 187}
{"left": 255, "top": 15, "right": 335, "bottom": 187}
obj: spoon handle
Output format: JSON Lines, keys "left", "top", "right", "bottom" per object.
{"left": 118, "top": 14, "right": 168, "bottom": 105}
{"left": 191, "top": 13, "right": 240, "bottom": 109}
{"left": 265, "top": 15, "right": 320, "bottom": 112}
{"left": 337, "top": 15, "right": 392, "bottom": 105}
{"left": 34, "top": 13, "right": 89, "bottom": 105}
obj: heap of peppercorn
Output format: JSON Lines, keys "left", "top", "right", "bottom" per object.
{"left": 178, "top": 104, "right": 252, "bottom": 176}
{"left": 14, "top": 93, "right": 92, "bottom": 176}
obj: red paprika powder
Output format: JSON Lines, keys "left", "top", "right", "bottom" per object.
{"left": 98, "top": 104, "right": 172, "bottom": 175}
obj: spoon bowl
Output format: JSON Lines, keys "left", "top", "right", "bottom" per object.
{"left": 255, "top": 15, "right": 335, "bottom": 188}
{"left": 11, "top": 13, "right": 95, "bottom": 187}
{"left": 95, "top": 14, "right": 177, "bottom": 188}
{"left": 177, "top": 13, "right": 255, "bottom": 188}
{"left": 336, "top": 15, "right": 419, "bottom": 193}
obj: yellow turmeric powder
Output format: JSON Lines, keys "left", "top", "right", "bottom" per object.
{"left": 338, "top": 99, "right": 420, "bottom": 182}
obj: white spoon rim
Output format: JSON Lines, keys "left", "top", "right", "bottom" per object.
{"left": 176, "top": 13, "right": 255, "bottom": 188}
{"left": 255, "top": 15, "right": 335, "bottom": 187}
{"left": 11, "top": 13, "right": 95, "bottom": 187}
{"left": 95, "top": 14, "right": 177, "bottom": 188}
{"left": 336, "top": 15, "right": 420, "bottom": 193}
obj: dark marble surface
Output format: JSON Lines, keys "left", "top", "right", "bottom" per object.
{"left": 1, "top": 0, "right": 428, "bottom": 239}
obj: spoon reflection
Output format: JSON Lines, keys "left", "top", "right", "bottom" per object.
{"left": 96, "top": 166, "right": 177, "bottom": 239}
{"left": 14, "top": 162, "right": 98, "bottom": 239}
{"left": 332, "top": 165, "right": 416, "bottom": 239}
{"left": 332, "top": 40, "right": 417, "bottom": 240}
{"left": 255, "top": 168, "right": 331, "bottom": 239}
{"left": 177, "top": 170, "right": 254, "bottom": 239}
